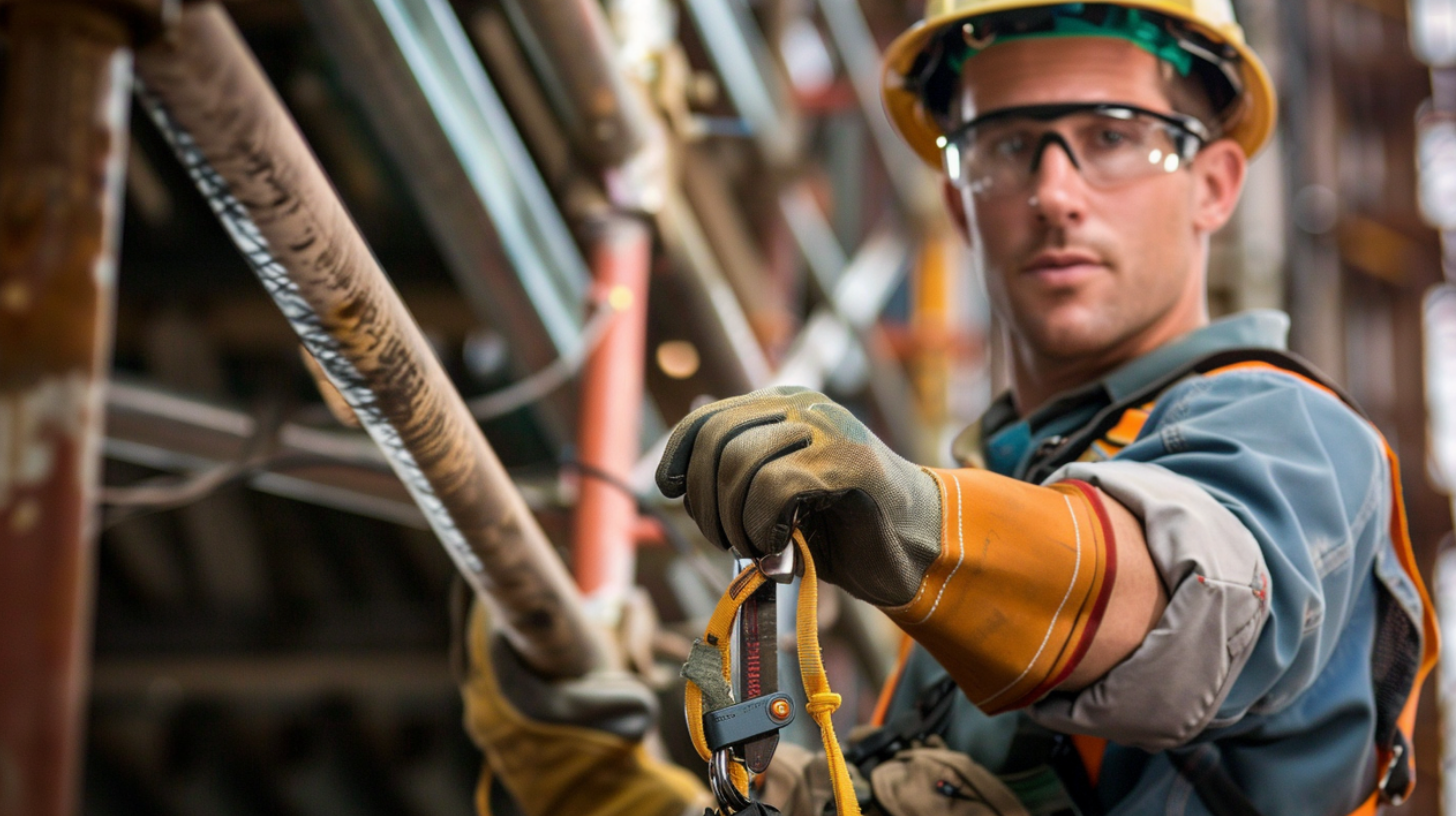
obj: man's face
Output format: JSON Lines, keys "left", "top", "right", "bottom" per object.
{"left": 952, "top": 37, "right": 1232, "bottom": 366}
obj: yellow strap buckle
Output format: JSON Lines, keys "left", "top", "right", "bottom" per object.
{"left": 685, "top": 531, "right": 863, "bottom": 816}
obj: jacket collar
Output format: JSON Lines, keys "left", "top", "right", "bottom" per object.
{"left": 968, "top": 311, "right": 1290, "bottom": 475}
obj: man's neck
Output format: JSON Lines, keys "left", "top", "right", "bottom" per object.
{"left": 1010, "top": 314, "right": 1210, "bottom": 416}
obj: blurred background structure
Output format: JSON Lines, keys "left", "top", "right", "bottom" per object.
{"left": 1, "top": 0, "right": 1455, "bottom": 813}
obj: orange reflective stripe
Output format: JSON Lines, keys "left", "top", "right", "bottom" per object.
{"left": 1348, "top": 791, "right": 1380, "bottom": 816}
{"left": 871, "top": 634, "right": 917, "bottom": 727}
{"left": 1071, "top": 734, "right": 1108, "bottom": 786}
{"left": 1087, "top": 404, "right": 1155, "bottom": 462}
{"left": 1379, "top": 437, "right": 1440, "bottom": 802}
{"left": 1202, "top": 361, "right": 1343, "bottom": 402}
{"left": 1103, "top": 406, "right": 1151, "bottom": 448}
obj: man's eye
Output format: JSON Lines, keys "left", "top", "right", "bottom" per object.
{"left": 993, "top": 134, "right": 1029, "bottom": 156}
{"left": 1096, "top": 129, "right": 1129, "bottom": 147}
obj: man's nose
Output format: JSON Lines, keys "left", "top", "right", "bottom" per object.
{"left": 1028, "top": 135, "right": 1087, "bottom": 225}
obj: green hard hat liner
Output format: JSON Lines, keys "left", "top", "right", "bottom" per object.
{"left": 911, "top": 3, "right": 1243, "bottom": 134}
{"left": 949, "top": 5, "right": 1195, "bottom": 77}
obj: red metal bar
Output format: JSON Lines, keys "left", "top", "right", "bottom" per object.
{"left": 0, "top": 3, "right": 134, "bottom": 814}
{"left": 494, "top": 0, "right": 669, "bottom": 616}
{"left": 572, "top": 216, "right": 653, "bottom": 613}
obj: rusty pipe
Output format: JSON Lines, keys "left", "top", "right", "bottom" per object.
{"left": 0, "top": 3, "right": 134, "bottom": 814}
{"left": 132, "top": 2, "right": 599, "bottom": 678}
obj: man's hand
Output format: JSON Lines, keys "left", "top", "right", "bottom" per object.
{"left": 457, "top": 598, "right": 709, "bottom": 816}
{"left": 654, "top": 386, "right": 942, "bottom": 607}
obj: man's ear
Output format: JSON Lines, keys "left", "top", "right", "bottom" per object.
{"left": 1191, "top": 139, "right": 1247, "bottom": 234}
{"left": 942, "top": 179, "right": 973, "bottom": 243}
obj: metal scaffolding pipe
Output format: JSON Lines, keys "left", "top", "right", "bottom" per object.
{"left": 296, "top": 0, "right": 593, "bottom": 443}
{"left": 487, "top": 0, "right": 672, "bottom": 616}
{"left": 571, "top": 215, "right": 652, "bottom": 614}
{"left": 498, "top": 0, "right": 659, "bottom": 174}
{"left": 132, "top": 2, "right": 600, "bottom": 679}
{"left": 0, "top": 3, "right": 133, "bottom": 814}
{"left": 468, "top": 5, "right": 768, "bottom": 415}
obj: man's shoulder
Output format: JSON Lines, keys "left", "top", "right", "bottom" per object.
{"left": 1152, "top": 361, "right": 1372, "bottom": 438}
{"left": 1123, "top": 362, "right": 1388, "bottom": 507}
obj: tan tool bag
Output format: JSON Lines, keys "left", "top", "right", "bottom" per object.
{"left": 761, "top": 740, "right": 1031, "bottom": 816}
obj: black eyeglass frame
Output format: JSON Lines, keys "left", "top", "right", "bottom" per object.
{"left": 941, "top": 101, "right": 1211, "bottom": 155}
{"left": 938, "top": 102, "right": 1213, "bottom": 192}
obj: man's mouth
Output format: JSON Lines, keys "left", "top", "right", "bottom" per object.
{"left": 1022, "top": 250, "right": 1107, "bottom": 283}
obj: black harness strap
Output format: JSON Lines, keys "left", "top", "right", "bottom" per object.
{"left": 845, "top": 677, "right": 958, "bottom": 779}
{"left": 1167, "top": 746, "right": 1265, "bottom": 816}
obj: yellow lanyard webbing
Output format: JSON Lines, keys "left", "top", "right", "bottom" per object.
{"left": 684, "top": 531, "right": 862, "bottom": 816}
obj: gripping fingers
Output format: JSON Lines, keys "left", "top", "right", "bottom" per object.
{"left": 741, "top": 448, "right": 836, "bottom": 562}
{"left": 715, "top": 422, "right": 814, "bottom": 556}
{"left": 684, "top": 410, "right": 786, "bottom": 551}
{"left": 655, "top": 385, "right": 812, "bottom": 499}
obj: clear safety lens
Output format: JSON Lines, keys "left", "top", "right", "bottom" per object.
{"left": 941, "top": 103, "right": 1207, "bottom": 196}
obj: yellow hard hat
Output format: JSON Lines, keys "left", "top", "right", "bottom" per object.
{"left": 882, "top": 0, "right": 1276, "bottom": 168}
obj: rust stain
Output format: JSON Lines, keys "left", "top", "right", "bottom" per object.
{"left": 0, "top": 433, "right": 93, "bottom": 816}
{"left": 0, "top": 744, "right": 22, "bottom": 815}
{"left": 0, "top": 282, "right": 30, "bottom": 312}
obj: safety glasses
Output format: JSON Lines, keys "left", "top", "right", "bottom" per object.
{"left": 938, "top": 102, "right": 1210, "bottom": 197}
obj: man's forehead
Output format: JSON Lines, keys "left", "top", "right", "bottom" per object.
{"left": 957, "top": 36, "right": 1172, "bottom": 118}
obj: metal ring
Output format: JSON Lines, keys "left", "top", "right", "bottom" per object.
{"left": 709, "top": 749, "right": 752, "bottom": 814}
{"left": 756, "top": 545, "right": 796, "bottom": 583}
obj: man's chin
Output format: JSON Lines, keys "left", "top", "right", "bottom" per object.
{"left": 1019, "top": 311, "right": 1122, "bottom": 362}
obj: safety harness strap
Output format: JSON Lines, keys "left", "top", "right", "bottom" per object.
{"left": 790, "top": 530, "right": 862, "bottom": 816}
{"left": 685, "top": 532, "right": 862, "bottom": 816}
{"left": 684, "top": 567, "right": 766, "bottom": 801}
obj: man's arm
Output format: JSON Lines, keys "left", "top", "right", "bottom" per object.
{"left": 1059, "top": 490, "right": 1167, "bottom": 689}
{"left": 658, "top": 371, "right": 1388, "bottom": 750}
{"left": 657, "top": 386, "right": 1148, "bottom": 715}
{"left": 1024, "top": 369, "right": 1393, "bottom": 750}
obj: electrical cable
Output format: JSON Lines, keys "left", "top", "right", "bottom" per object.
{"left": 99, "top": 452, "right": 394, "bottom": 530}
{"left": 101, "top": 395, "right": 288, "bottom": 523}
{"left": 102, "top": 293, "right": 618, "bottom": 519}
{"left": 555, "top": 458, "right": 733, "bottom": 590}
{"left": 100, "top": 334, "right": 730, "bottom": 595}
{"left": 465, "top": 296, "right": 618, "bottom": 421}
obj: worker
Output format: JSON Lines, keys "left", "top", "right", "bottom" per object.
{"left": 458, "top": 2, "right": 1436, "bottom": 815}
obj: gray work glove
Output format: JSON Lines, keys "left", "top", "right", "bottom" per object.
{"left": 655, "top": 386, "right": 942, "bottom": 607}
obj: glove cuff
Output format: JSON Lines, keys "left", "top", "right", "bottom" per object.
{"left": 880, "top": 469, "right": 1117, "bottom": 714}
